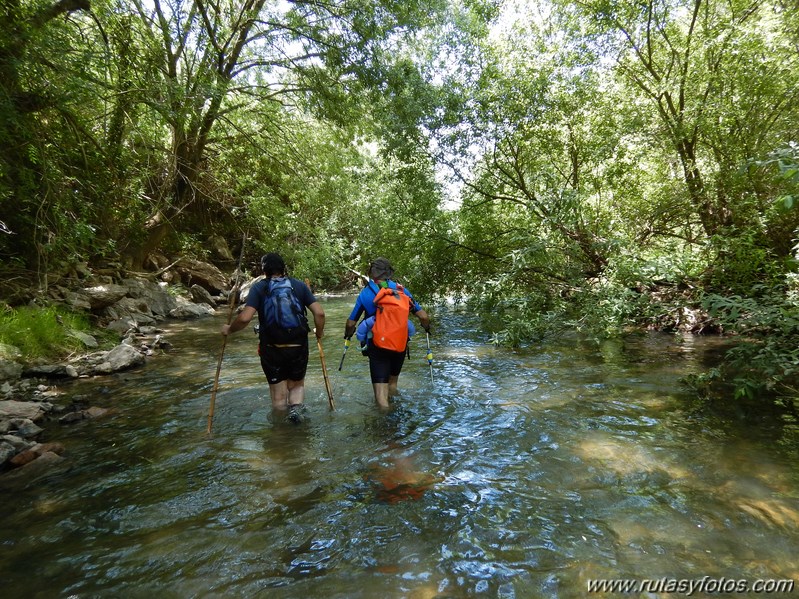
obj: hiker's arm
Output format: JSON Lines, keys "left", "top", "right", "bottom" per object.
{"left": 222, "top": 306, "right": 256, "bottom": 336}
{"left": 344, "top": 293, "right": 366, "bottom": 339}
{"left": 344, "top": 319, "right": 357, "bottom": 339}
{"left": 415, "top": 309, "right": 431, "bottom": 333}
{"left": 308, "top": 301, "right": 325, "bottom": 339}
{"left": 344, "top": 302, "right": 361, "bottom": 338}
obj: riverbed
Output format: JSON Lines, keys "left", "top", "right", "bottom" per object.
{"left": 1, "top": 296, "right": 798, "bottom": 598}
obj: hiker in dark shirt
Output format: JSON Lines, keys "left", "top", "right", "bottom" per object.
{"left": 222, "top": 253, "right": 325, "bottom": 420}
{"left": 344, "top": 257, "right": 430, "bottom": 408}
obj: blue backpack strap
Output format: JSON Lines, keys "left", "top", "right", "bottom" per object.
{"left": 359, "top": 281, "right": 381, "bottom": 323}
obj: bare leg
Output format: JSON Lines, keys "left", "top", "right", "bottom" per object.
{"left": 373, "top": 382, "right": 390, "bottom": 409}
{"left": 388, "top": 375, "right": 399, "bottom": 397}
{"left": 287, "top": 379, "right": 305, "bottom": 406}
{"left": 269, "top": 380, "right": 289, "bottom": 411}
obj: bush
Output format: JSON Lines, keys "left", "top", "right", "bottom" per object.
{"left": 684, "top": 288, "right": 799, "bottom": 401}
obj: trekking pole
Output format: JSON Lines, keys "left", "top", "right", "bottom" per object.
{"left": 338, "top": 337, "right": 351, "bottom": 371}
{"left": 317, "top": 335, "right": 335, "bottom": 410}
{"left": 207, "top": 232, "right": 247, "bottom": 434}
{"left": 207, "top": 335, "right": 229, "bottom": 434}
{"left": 425, "top": 331, "right": 434, "bottom": 385}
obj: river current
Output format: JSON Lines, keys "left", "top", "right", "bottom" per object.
{"left": 1, "top": 296, "right": 798, "bottom": 598}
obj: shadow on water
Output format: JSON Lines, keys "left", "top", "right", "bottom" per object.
{"left": 1, "top": 297, "right": 799, "bottom": 598}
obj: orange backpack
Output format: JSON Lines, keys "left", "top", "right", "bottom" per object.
{"left": 372, "top": 285, "right": 411, "bottom": 352}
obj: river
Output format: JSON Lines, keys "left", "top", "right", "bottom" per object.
{"left": 1, "top": 296, "right": 798, "bottom": 598}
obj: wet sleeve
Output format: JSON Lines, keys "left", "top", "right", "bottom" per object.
{"left": 356, "top": 316, "right": 374, "bottom": 343}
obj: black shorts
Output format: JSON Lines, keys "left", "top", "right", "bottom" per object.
{"left": 368, "top": 342, "right": 406, "bottom": 384}
{"left": 259, "top": 343, "right": 309, "bottom": 385}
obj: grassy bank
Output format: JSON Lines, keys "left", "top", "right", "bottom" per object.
{"left": 0, "top": 305, "right": 113, "bottom": 363}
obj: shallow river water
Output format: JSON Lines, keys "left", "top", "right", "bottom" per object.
{"left": 2, "top": 296, "right": 799, "bottom": 598}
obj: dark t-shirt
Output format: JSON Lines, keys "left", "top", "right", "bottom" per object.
{"left": 245, "top": 276, "right": 317, "bottom": 344}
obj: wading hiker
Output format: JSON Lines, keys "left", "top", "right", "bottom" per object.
{"left": 344, "top": 258, "right": 430, "bottom": 409}
{"left": 222, "top": 253, "right": 325, "bottom": 422}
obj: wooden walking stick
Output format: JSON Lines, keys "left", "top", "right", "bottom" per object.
{"left": 317, "top": 335, "right": 335, "bottom": 410}
{"left": 206, "top": 233, "right": 247, "bottom": 434}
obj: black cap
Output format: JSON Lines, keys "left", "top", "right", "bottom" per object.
{"left": 261, "top": 253, "right": 286, "bottom": 276}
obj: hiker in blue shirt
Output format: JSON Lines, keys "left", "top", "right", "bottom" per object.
{"left": 222, "top": 253, "right": 325, "bottom": 422}
{"left": 344, "top": 257, "right": 430, "bottom": 408}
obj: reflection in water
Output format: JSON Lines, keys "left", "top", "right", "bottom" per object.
{"left": 364, "top": 410, "right": 444, "bottom": 505}
{"left": 1, "top": 298, "right": 798, "bottom": 597}
{"left": 368, "top": 451, "right": 442, "bottom": 504}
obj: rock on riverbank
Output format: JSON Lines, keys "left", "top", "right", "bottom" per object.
{"left": 0, "top": 263, "right": 233, "bottom": 477}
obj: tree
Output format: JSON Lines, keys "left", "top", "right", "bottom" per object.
{"left": 0, "top": 0, "right": 450, "bottom": 276}
{"left": 0, "top": 0, "right": 92, "bottom": 275}
{"left": 111, "top": 0, "right": 451, "bottom": 269}
{"left": 430, "top": 4, "right": 639, "bottom": 290}
{"left": 570, "top": 0, "right": 799, "bottom": 251}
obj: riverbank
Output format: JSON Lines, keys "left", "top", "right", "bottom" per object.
{"left": 0, "top": 257, "right": 236, "bottom": 477}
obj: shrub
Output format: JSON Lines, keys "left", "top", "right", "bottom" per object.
{"left": 684, "top": 288, "right": 799, "bottom": 401}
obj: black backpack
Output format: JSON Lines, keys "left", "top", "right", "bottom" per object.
{"left": 260, "top": 277, "right": 308, "bottom": 343}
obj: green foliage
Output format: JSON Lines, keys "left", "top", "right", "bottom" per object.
{"left": 705, "top": 230, "right": 786, "bottom": 294}
{"left": 753, "top": 142, "right": 799, "bottom": 212}
{"left": 175, "top": 234, "right": 210, "bottom": 261}
{"left": 566, "top": 284, "right": 655, "bottom": 339}
{"left": 466, "top": 241, "right": 709, "bottom": 346}
{"left": 1, "top": 0, "right": 798, "bottom": 419}
{"left": 0, "top": 305, "right": 107, "bottom": 362}
{"left": 686, "top": 289, "right": 799, "bottom": 400}
{"left": 609, "top": 249, "right": 704, "bottom": 290}
{"left": 483, "top": 300, "right": 567, "bottom": 348}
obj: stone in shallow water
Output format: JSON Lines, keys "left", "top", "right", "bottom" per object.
{"left": 0, "top": 400, "right": 47, "bottom": 421}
